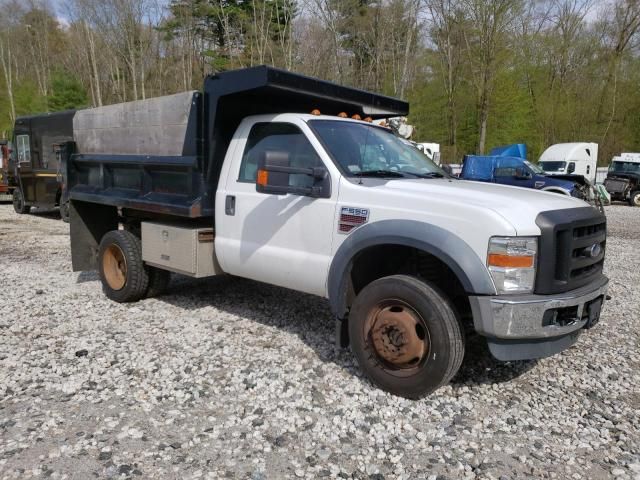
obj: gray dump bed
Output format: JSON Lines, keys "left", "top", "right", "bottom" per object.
{"left": 66, "top": 66, "right": 409, "bottom": 222}
{"left": 73, "top": 91, "right": 200, "bottom": 157}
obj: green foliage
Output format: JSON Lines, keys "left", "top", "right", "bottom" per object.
{"left": 14, "top": 81, "right": 48, "bottom": 118}
{"left": 48, "top": 71, "right": 88, "bottom": 112}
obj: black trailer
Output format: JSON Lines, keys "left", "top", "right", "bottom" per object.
{"left": 11, "top": 110, "right": 74, "bottom": 220}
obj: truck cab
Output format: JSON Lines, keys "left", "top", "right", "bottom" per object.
{"left": 63, "top": 66, "right": 608, "bottom": 398}
{"left": 604, "top": 153, "right": 640, "bottom": 206}
{"left": 538, "top": 142, "right": 598, "bottom": 183}
{"left": 10, "top": 110, "right": 74, "bottom": 220}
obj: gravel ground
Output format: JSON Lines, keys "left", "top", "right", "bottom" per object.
{"left": 0, "top": 203, "right": 639, "bottom": 480}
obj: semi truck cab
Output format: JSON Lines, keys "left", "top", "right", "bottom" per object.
{"left": 63, "top": 66, "right": 608, "bottom": 398}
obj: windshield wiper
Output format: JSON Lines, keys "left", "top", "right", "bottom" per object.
{"left": 354, "top": 170, "right": 412, "bottom": 178}
{"left": 415, "top": 172, "right": 445, "bottom": 178}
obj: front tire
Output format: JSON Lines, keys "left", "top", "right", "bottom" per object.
{"left": 629, "top": 190, "right": 640, "bottom": 207}
{"left": 98, "top": 230, "right": 149, "bottom": 302}
{"left": 13, "top": 188, "right": 30, "bottom": 214}
{"left": 349, "top": 275, "right": 464, "bottom": 399}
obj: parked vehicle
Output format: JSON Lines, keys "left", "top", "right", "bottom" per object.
{"left": 0, "top": 139, "right": 12, "bottom": 196}
{"left": 415, "top": 142, "right": 440, "bottom": 162}
{"left": 604, "top": 153, "right": 640, "bottom": 206}
{"left": 10, "top": 110, "right": 74, "bottom": 221}
{"left": 538, "top": 142, "right": 598, "bottom": 183}
{"left": 460, "top": 151, "right": 596, "bottom": 201}
{"left": 63, "top": 66, "right": 608, "bottom": 398}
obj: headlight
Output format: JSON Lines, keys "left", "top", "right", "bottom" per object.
{"left": 487, "top": 237, "right": 537, "bottom": 294}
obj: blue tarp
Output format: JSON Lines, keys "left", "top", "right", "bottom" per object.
{"left": 489, "top": 143, "right": 527, "bottom": 158}
{"left": 461, "top": 144, "right": 527, "bottom": 181}
{"left": 461, "top": 155, "right": 526, "bottom": 181}
{"left": 461, "top": 155, "right": 497, "bottom": 181}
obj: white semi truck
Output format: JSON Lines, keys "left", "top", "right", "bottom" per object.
{"left": 538, "top": 142, "right": 598, "bottom": 183}
{"left": 61, "top": 67, "right": 608, "bottom": 398}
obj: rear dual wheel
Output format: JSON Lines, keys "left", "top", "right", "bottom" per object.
{"left": 349, "top": 275, "right": 464, "bottom": 399}
{"left": 98, "top": 230, "right": 170, "bottom": 303}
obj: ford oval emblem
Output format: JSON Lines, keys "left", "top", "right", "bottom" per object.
{"left": 588, "top": 243, "right": 602, "bottom": 258}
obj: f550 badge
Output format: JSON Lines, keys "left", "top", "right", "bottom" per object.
{"left": 339, "top": 207, "right": 369, "bottom": 234}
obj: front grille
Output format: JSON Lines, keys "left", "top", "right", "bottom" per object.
{"left": 535, "top": 207, "right": 606, "bottom": 294}
{"left": 604, "top": 177, "right": 628, "bottom": 193}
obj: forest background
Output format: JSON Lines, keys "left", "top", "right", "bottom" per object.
{"left": 1, "top": 0, "right": 639, "bottom": 164}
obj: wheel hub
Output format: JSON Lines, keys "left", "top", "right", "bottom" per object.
{"left": 103, "top": 244, "right": 127, "bottom": 290}
{"left": 367, "top": 302, "right": 429, "bottom": 370}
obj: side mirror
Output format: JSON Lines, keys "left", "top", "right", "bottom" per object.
{"left": 514, "top": 167, "right": 531, "bottom": 179}
{"left": 567, "top": 162, "right": 576, "bottom": 174}
{"left": 256, "top": 150, "right": 330, "bottom": 198}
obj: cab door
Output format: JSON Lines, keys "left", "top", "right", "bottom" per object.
{"left": 215, "top": 120, "right": 338, "bottom": 297}
{"left": 494, "top": 157, "right": 534, "bottom": 188}
{"left": 14, "top": 130, "right": 36, "bottom": 203}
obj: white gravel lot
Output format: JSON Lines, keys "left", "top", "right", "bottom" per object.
{"left": 0, "top": 203, "right": 639, "bottom": 480}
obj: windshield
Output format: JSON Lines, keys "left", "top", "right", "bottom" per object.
{"left": 309, "top": 120, "right": 447, "bottom": 178}
{"left": 610, "top": 161, "right": 640, "bottom": 174}
{"left": 539, "top": 161, "right": 566, "bottom": 172}
{"left": 525, "top": 161, "right": 545, "bottom": 174}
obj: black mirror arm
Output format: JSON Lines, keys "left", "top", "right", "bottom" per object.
{"left": 263, "top": 163, "right": 327, "bottom": 180}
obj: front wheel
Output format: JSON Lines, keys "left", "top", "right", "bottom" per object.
{"left": 629, "top": 190, "right": 640, "bottom": 207}
{"left": 348, "top": 275, "right": 464, "bottom": 399}
{"left": 98, "top": 230, "right": 149, "bottom": 303}
{"left": 13, "top": 188, "right": 30, "bottom": 214}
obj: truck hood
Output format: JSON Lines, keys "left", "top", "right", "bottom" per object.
{"left": 539, "top": 173, "right": 585, "bottom": 188}
{"left": 356, "top": 177, "right": 587, "bottom": 235}
{"left": 607, "top": 172, "right": 640, "bottom": 182}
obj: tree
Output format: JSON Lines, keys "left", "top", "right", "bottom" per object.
{"left": 461, "top": 0, "right": 522, "bottom": 154}
{"left": 426, "top": 0, "right": 465, "bottom": 158}
{"left": 48, "top": 71, "right": 89, "bottom": 111}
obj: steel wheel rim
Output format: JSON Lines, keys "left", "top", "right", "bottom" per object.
{"left": 103, "top": 244, "right": 127, "bottom": 290}
{"left": 364, "top": 299, "right": 430, "bottom": 377}
{"left": 633, "top": 193, "right": 640, "bottom": 206}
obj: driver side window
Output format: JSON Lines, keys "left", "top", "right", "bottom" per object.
{"left": 16, "top": 135, "right": 31, "bottom": 164}
{"left": 239, "top": 123, "right": 323, "bottom": 188}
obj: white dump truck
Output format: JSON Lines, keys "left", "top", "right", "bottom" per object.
{"left": 61, "top": 66, "right": 608, "bottom": 398}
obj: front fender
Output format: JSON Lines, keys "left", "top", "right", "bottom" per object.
{"left": 327, "top": 219, "right": 497, "bottom": 318}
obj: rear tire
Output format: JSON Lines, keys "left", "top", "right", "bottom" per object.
{"left": 348, "top": 274, "right": 464, "bottom": 399}
{"left": 98, "top": 230, "right": 149, "bottom": 303}
{"left": 146, "top": 267, "right": 171, "bottom": 298}
{"left": 629, "top": 190, "right": 640, "bottom": 207}
{"left": 13, "top": 188, "right": 30, "bottom": 214}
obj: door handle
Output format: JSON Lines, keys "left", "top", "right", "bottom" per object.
{"left": 225, "top": 195, "right": 235, "bottom": 216}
